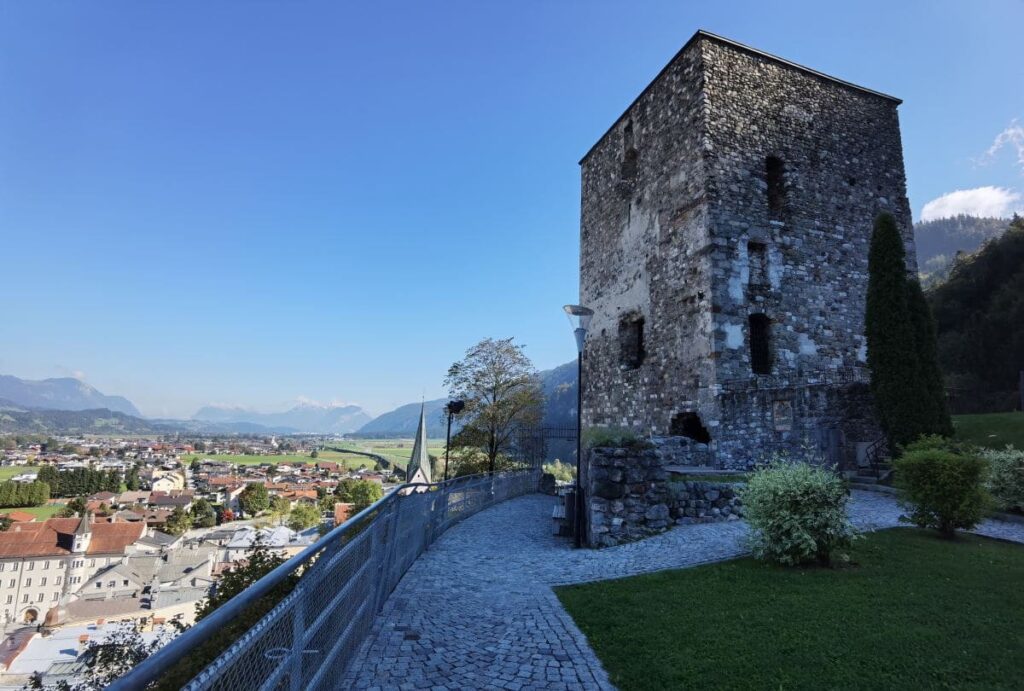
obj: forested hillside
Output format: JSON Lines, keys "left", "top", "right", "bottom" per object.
{"left": 928, "top": 215, "right": 1024, "bottom": 412}
{"left": 915, "top": 215, "right": 1010, "bottom": 287}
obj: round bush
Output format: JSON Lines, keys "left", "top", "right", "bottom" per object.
{"left": 740, "top": 462, "right": 856, "bottom": 566}
{"left": 894, "top": 444, "right": 986, "bottom": 537}
{"left": 981, "top": 446, "right": 1024, "bottom": 513}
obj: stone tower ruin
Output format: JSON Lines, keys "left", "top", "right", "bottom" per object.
{"left": 578, "top": 31, "right": 916, "bottom": 470}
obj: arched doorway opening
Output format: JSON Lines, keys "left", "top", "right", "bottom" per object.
{"left": 23, "top": 609, "right": 38, "bottom": 624}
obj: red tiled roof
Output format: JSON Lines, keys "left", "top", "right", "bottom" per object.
{"left": 0, "top": 518, "right": 144, "bottom": 558}
{"left": 334, "top": 503, "right": 354, "bottom": 524}
{"left": 0, "top": 511, "right": 36, "bottom": 523}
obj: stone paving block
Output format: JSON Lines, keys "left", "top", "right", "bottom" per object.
{"left": 340, "top": 492, "right": 1024, "bottom": 690}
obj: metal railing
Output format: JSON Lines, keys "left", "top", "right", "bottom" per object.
{"left": 108, "top": 469, "right": 541, "bottom": 691}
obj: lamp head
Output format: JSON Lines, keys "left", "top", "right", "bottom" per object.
{"left": 563, "top": 305, "right": 594, "bottom": 353}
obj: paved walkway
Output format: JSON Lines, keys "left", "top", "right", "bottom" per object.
{"left": 342, "top": 491, "right": 1024, "bottom": 691}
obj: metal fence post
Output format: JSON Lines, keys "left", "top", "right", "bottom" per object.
{"left": 290, "top": 588, "right": 305, "bottom": 691}
{"left": 374, "top": 500, "right": 402, "bottom": 612}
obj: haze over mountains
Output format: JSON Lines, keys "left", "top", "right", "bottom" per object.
{"left": 0, "top": 363, "right": 579, "bottom": 437}
{"left": 0, "top": 375, "right": 141, "bottom": 417}
{"left": 192, "top": 403, "right": 373, "bottom": 435}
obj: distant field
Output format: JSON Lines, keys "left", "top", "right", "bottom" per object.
{"left": 14, "top": 504, "right": 65, "bottom": 519}
{"left": 335, "top": 439, "right": 447, "bottom": 472}
{"left": 0, "top": 465, "right": 40, "bottom": 481}
{"left": 953, "top": 412, "right": 1024, "bottom": 449}
{"left": 191, "top": 453, "right": 315, "bottom": 466}
{"left": 191, "top": 450, "right": 387, "bottom": 472}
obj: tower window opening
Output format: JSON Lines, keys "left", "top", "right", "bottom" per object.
{"left": 618, "top": 314, "right": 645, "bottom": 369}
{"left": 749, "top": 313, "right": 772, "bottom": 375}
{"left": 669, "top": 412, "right": 711, "bottom": 443}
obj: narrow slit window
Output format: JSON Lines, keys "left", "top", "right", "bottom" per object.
{"left": 618, "top": 314, "right": 645, "bottom": 369}
{"left": 749, "top": 313, "right": 772, "bottom": 375}
{"left": 621, "top": 148, "right": 638, "bottom": 181}
{"left": 766, "top": 156, "right": 786, "bottom": 218}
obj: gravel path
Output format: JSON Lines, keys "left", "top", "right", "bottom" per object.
{"left": 341, "top": 490, "right": 1024, "bottom": 690}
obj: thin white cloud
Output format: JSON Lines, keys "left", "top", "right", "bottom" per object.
{"left": 920, "top": 186, "right": 1023, "bottom": 221}
{"left": 294, "top": 395, "right": 354, "bottom": 408}
{"left": 55, "top": 365, "right": 87, "bottom": 381}
{"left": 983, "top": 119, "right": 1024, "bottom": 173}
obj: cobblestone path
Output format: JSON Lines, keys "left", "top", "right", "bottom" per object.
{"left": 342, "top": 491, "right": 1024, "bottom": 690}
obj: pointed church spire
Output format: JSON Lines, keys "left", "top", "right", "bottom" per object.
{"left": 406, "top": 403, "right": 432, "bottom": 484}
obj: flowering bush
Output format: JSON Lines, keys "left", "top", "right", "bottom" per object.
{"left": 982, "top": 446, "right": 1024, "bottom": 513}
{"left": 741, "top": 460, "right": 856, "bottom": 566}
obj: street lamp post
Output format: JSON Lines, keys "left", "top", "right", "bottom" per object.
{"left": 443, "top": 400, "right": 465, "bottom": 482}
{"left": 563, "top": 304, "right": 593, "bottom": 549}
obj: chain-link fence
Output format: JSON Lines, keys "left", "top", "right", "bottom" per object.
{"left": 109, "top": 469, "right": 540, "bottom": 691}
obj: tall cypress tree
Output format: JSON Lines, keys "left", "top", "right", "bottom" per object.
{"left": 865, "top": 213, "right": 931, "bottom": 449}
{"left": 906, "top": 278, "right": 954, "bottom": 436}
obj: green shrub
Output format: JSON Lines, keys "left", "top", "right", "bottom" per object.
{"left": 982, "top": 446, "right": 1024, "bottom": 513}
{"left": 894, "top": 445, "right": 987, "bottom": 537}
{"left": 542, "top": 459, "right": 575, "bottom": 483}
{"left": 740, "top": 461, "right": 856, "bottom": 566}
{"left": 583, "top": 427, "right": 653, "bottom": 450}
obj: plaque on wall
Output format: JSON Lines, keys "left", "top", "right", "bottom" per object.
{"left": 772, "top": 399, "right": 793, "bottom": 431}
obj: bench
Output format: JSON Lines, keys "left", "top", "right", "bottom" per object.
{"left": 551, "top": 504, "right": 567, "bottom": 535}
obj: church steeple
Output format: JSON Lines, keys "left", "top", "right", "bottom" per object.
{"left": 406, "top": 404, "right": 432, "bottom": 485}
{"left": 72, "top": 512, "right": 92, "bottom": 554}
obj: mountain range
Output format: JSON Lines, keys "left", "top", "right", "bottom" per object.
{"left": 0, "top": 375, "right": 141, "bottom": 417}
{"left": 353, "top": 361, "right": 579, "bottom": 437}
{"left": 192, "top": 403, "right": 373, "bottom": 435}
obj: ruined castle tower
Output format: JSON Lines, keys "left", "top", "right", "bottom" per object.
{"left": 579, "top": 31, "right": 916, "bottom": 470}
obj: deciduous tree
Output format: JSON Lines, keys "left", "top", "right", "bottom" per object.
{"left": 287, "top": 503, "right": 321, "bottom": 531}
{"left": 445, "top": 337, "right": 543, "bottom": 473}
{"left": 238, "top": 483, "right": 270, "bottom": 517}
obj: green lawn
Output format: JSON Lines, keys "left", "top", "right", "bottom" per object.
{"left": 557, "top": 529, "right": 1024, "bottom": 690}
{"left": 192, "top": 450, "right": 387, "bottom": 472}
{"left": 333, "top": 439, "right": 447, "bottom": 472}
{"left": 13, "top": 504, "right": 65, "bottom": 519}
{"left": 0, "top": 465, "right": 39, "bottom": 481}
{"left": 953, "top": 412, "right": 1024, "bottom": 449}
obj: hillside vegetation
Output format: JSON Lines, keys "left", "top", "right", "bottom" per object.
{"left": 929, "top": 215, "right": 1024, "bottom": 412}
{"left": 915, "top": 215, "right": 1010, "bottom": 287}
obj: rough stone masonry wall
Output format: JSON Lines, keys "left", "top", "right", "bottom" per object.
{"left": 579, "top": 40, "right": 715, "bottom": 434}
{"left": 696, "top": 38, "right": 908, "bottom": 467}
{"left": 668, "top": 480, "right": 745, "bottom": 525}
{"left": 585, "top": 447, "right": 670, "bottom": 547}
{"left": 700, "top": 38, "right": 915, "bottom": 383}
{"left": 579, "top": 33, "right": 904, "bottom": 471}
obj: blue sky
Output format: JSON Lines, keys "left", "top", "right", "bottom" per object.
{"left": 1, "top": 1, "right": 1022, "bottom": 418}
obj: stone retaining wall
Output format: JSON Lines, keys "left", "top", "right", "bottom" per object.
{"left": 585, "top": 446, "right": 670, "bottom": 547}
{"left": 668, "top": 480, "right": 745, "bottom": 524}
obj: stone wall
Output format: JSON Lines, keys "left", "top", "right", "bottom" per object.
{"left": 668, "top": 480, "right": 744, "bottom": 524}
{"left": 578, "top": 31, "right": 900, "bottom": 471}
{"left": 584, "top": 447, "right": 670, "bottom": 547}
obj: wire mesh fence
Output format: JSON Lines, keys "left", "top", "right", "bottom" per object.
{"left": 109, "top": 469, "right": 540, "bottom": 691}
